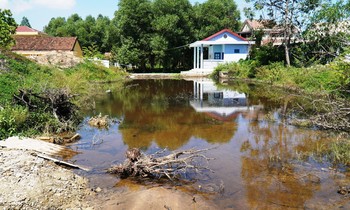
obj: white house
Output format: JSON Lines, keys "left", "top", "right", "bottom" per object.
{"left": 181, "top": 29, "right": 254, "bottom": 76}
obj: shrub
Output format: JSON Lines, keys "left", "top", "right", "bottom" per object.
{"left": 255, "top": 62, "right": 285, "bottom": 84}
{"left": 0, "top": 105, "right": 28, "bottom": 139}
{"left": 213, "top": 60, "right": 256, "bottom": 79}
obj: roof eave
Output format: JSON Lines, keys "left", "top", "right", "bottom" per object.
{"left": 190, "top": 40, "right": 255, "bottom": 47}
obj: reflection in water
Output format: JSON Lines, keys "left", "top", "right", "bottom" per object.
{"left": 191, "top": 78, "right": 262, "bottom": 121}
{"left": 95, "top": 79, "right": 253, "bottom": 149}
{"left": 72, "top": 79, "right": 349, "bottom": 209}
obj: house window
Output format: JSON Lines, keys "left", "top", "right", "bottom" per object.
{"left": 234, "top": 49, "right": 240, "bottom": 53}
{"left": 214, "top": 52, "right": 221, "bottom": 59}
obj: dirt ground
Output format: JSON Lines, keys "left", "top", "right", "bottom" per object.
{"left": 0, "top": 148, "right": 218, "bottom": 209}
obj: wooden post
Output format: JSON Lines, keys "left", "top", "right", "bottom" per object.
{"left": 200, "top": 44, "right": 204, "bottom": 69}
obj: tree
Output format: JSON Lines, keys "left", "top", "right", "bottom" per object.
{"left": 0, "top": 9, "right": 17, "bottom": 49}
{"left": 44, "top": 17, "right": 67, "bottom": 36}
{"left": 193, "top": 0, "right": 241, "bottom": 39}
{"left": 113, "top": 0, "right": 153, "bottom": 70}
{"left": 299, "top": 0, "right": 350, "bottom": 64}
{"left": 44, "top": 14, "right": 113, "bottom": 54}
{"left": 151, "top": 0, "right": 194, "bottom": 69}
{"left": 20, "top": 16, "right": 31, "bottom": 28}
{"left": 245, "top": 0, "right": 323, "bottom": 66}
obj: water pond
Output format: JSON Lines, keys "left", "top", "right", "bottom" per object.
{"left": 68, "top": 79, "right": 349, "bottom": 209}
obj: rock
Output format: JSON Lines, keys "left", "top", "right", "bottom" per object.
{"left": 338, "top": 186, "right": 350, "bottom": 195}
{"left": 29, "top": 51, "right": 82, "bottom": 68}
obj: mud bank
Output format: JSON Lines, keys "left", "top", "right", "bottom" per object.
{"left": 0, "top": 149, "right": 91, "bottom": 209}
{"left": 0, "top": 148, "right": 218, "bottom": 209}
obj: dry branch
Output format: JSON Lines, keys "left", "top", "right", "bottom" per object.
{"left": 309, "top": 97, "right": 350, "bottom": 131}
{"left": 88, "top": 113, "right": 109, "bottom": 128}
{"left": 13, "top": 88, "right": 80, "bottom": 132}
{"left": 108, "top": 148, "right": 214, "bottom": 180}
{"left": 291, "top": 95, "right": 350, "bottom": 131}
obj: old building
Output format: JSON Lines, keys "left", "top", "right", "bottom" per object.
{"left": 238, "top": 19, "right": 286, "bottom": 46}
{"left": 11, "top": 26, "right": 83, "bottom": 67}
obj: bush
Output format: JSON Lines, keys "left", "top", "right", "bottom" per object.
{"left": 255, "top": 62, "right": 285, "bottom": 84}
{"left": 213, "top": 60, "right": 256, "bottom": 79}
{"left": 0, "top": 105, "right": 28, "bottom": 139}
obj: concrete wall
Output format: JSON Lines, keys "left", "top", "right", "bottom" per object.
{"left": 207, "top": 44, "right": 249, "bottom": 63}
{"left": 203, "top": 60, "right": 224, "bottom": 69}
{"left": 224, "top": 44, "right": 249, "bottom": 62}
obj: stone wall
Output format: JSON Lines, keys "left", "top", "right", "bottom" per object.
{"left": 14, "top": 50, "right": 82, "bottom": 68}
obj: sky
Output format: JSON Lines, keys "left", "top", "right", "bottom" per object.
{"left": 0, "top": 0, "right": 250, "bottom": 31}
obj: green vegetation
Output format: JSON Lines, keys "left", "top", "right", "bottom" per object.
{"left": 0, "top": 51, "right": 126, "bottom": 139}
{"left": 20, "top": 16, "right": 31, "bottom": 28}
{"left": 213, "top": 58, "right": 350, "bottom": 95}
{"left": 295, "top": 137, "right": 350, "bottom": 167}
{"left": 0, "top": 9, "right": 17, "bottom": 49}
{"left": 44, "top": 0, "right": 241, "bottom": 71}
{"left": 44, "top": 14, "right": 113, "bottom": 56}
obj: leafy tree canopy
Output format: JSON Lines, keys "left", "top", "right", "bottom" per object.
{"left": 0, "top": 9, "right": 17, "bottom": 49}
{"left": 193, "top": 0, "right": 241, "bottom": 39}
{"left": 44, "top": 14, "right": 114, "bottom": 54}
{"left": 112, "top": 0, "right": 153, "bottom": 69}
{"left": 299, "top": 0, "right": 350, "bottom": 65}
{"left": 244, "top": 0, "right": 323, "bottom": 66}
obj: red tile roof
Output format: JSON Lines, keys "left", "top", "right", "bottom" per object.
{"left": 12, "top": 36, "right": 78, "bottom": 51}
{"left": 16, "top": 26, "right": 41, "bottom": 33}
{"left": 202, "top": 29, "right": 248, "bottom": 41}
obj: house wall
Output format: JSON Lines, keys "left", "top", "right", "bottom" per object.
{"left": 241, "top": 24, "right": 251, "bottom": 33}
{"left": 73, "top": 41, "right": 83, "bottom": 57}
{"left": 205, "top": 44, "right": 249, "bottom": 67}
{"left": 13, "top": 50, "right": 75, "bottom": 57}
{"left": 209, "top": 32, "right": 243, "bottom": 42}
{"left": 224, "top": 44, "right": 249, "bottom": 62}
{"left": 203, "top": 60, "right": 224, "bottom": 69}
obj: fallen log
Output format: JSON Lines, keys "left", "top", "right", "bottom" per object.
{"left": 37, "top": 133, "right": 81, "bottom": 144}
{"left": 108, "top": 148, "right": 214, "bottom": 180}
{"left": 35, "top": 153, "right": 90, "bottom": 171}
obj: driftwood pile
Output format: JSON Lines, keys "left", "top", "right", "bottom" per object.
{"left": 294, "top": 96, "right": 350, "bottom": 131}
{"left": 88, "top": 114, "right": 109, "bottom": 128}
{"left": 310, "top": 98, "right": 350, "bottom": 131}
{"left": 38, "top": 133, "right": 81, "bottom": 144}
{"left": 108, "top": 148, "right": 214, "bottom": 180}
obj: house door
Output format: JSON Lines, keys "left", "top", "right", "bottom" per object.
{"left": 203, "top": 47, "right": 209, "bottom": 59}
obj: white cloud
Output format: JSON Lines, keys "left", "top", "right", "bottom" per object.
{"left": 12, "top": 0, "right": 33, "bottom": 13}
{"left": 2, "top": 0, "right": 76, "bottom": 14}
{"left": 0, "top": 0, "right": 9, "bottom": 9}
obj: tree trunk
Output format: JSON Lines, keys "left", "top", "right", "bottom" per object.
{"left": 284, "top": 0, "right": 291, "bottom": 66}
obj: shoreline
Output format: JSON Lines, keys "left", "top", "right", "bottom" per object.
{"left": 0, "top": 146, "right": 218, "bottom": 209}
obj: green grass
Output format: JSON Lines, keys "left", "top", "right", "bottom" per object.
{"left": 213, "top": 59, "right": 350, "bottom": 96}
{"left": 0, "top": 51, "right": 127, "bottom": 139}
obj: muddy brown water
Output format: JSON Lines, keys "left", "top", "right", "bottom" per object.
{"left": 68, "top": 79, "right": 349, "bottom": 209}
